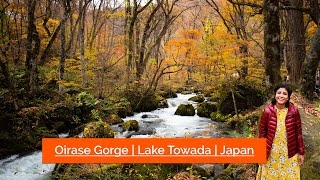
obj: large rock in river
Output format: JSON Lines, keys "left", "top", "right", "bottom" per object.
{"left": 188, "top": 94, "right": 205, "bottom": 103}
{"left": 175, "top": 104, "right": 195, "bottom": 116}
{"left": 83, "top": 121, "right": 114, "bottom": 138}
{"left": 197, "top": 102, "right": 217, "bottom": 117}
{"left": 103, "top": 114, "right": 124, "bottom": 125}
{"left": 122, "top": 120, "right": 139, "bottom": 131}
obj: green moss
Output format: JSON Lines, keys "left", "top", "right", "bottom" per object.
{"left": 122, "top": 120, "right": 139, "bottom": 131}
{"left": 175, "top": 104, "right": 195, "bottom": 116}
{"left": 103, "top": 114, "right": 124, "bottom": 125}
{"left": 210, "top": 112, "right": 229, "bottom": 122}
{"left": 83, "top": 121, "right": 114, "bottom": 138}
{"left": 77, "top": 92, "right": 99, "bottom": 107}
{"left": 197, "top": 102, "right": 217, "bottom": 117}
{"left": 188, "top": 94, "right": 205, "bottom": 102}
{"left": 89, "top": 164, "right": 121, "bottom": 173}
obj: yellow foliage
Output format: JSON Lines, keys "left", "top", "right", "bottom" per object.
{"left": 47, "top": 18, "right": 60, "bottom": 25}
{"left": 66, "top": 65, "right": 82, "bottom": 72}
{"left": 181, "top": 29, "right": 201, "bottom": 39}
{"left": 59, "top": 80, "right": 82, "bottom": 88}
{"left": 86, "top": 70, "right": 95, "bottom": 78}
{"left": 306, "top": 21, "right": 317, "bottom": 39}
{"left": 21, "top": 34, "right": 28, "bottom": 39}
{"left": 48, "top": 69, "right": 59, "bottom": 80}
{"left": 73, "top": 14, "right": 79, "bottom": 19}
{"left": 85, "top": 49, "right": 98, "bottom": 62}
{"left": 103, "top": 12, "right": 126, "bottom": 18}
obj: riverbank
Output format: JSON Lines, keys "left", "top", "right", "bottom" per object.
{"left": 291, "top": 93, "right": 320, "bottom": 179}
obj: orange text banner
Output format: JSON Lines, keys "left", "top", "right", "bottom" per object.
{"left": 42, "top": 138, "right": 266, "bottom": 164}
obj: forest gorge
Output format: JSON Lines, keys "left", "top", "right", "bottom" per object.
{"left": 1, "top": 0, "right": 320, "bottom": 179}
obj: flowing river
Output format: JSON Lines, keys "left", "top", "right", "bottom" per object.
{"left": 0, "top": 93, "right": 232, "bottom": 179}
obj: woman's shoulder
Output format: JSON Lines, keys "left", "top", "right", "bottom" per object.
{"left": 288, "top": 102, "right": 299, "bottom": 112}
{"left": 263, "top": 103, "right": 274, "bottom": 113}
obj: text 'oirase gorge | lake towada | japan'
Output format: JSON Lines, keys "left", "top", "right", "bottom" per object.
{"left": 42, "top": 138, "right": 266, "bottom": 164}
{"left": 54, "top": 144, "right": 254, "bottom": 157}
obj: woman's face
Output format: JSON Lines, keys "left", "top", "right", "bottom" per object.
{"left": 275, "top": 88, "right": 289, "bottom": 105}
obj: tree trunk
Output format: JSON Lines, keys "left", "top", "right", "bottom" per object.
{"left": 263, "top": 0, "right": 281, "bottom": 87}
{"left": 79, "top": 0, "right": 88, "bottom": 88}
{"left": 59, "top": 1, "right": 69, "bottom": 92}
{"left": 301, "top": 25, "right": 320, "bottom": 99}
{"left": 286, "top": 0, "right": 305, "bottom": 84}
{"left": 124, "top": 0, "right": 131, "bottom": 91}
{"left": 239, "top": 45, "right": 248, "bottom": 79}
{"left": 25, "top": 0, "right": 40, "bottom": 95}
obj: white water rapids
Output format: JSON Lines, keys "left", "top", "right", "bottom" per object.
{"left": 0, "top": 93, "right": 231, "bottom": 179}
{"left": 119, "top": 93, "right": 220, "bottom": 138}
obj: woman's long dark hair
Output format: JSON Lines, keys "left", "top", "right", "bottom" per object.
{"left": 271, "top": 83, "right": 293, "bottom": 108}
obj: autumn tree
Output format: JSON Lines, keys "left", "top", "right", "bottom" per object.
{"left": 0, "top": 1, "right": 20, "bottom": 109}
{"left": 284, "top": 0, "right": 305, "bottom": 84}
{"left": 25, "top": 0, "right": 41, "bottom": 95}
{"left": 124, "top": 0, "right": 185, "bottom": 88}
{"left": 59, "top": 0, "right": 71, "bottom": 91}
{"left": 301, "top": 0, "right": 320, "bottom": 99}
{"left": 163, "top": 29, "right": 203, "bottom": 84}
{"left": 206, "top": 0, "right": 260, "bottom": 79}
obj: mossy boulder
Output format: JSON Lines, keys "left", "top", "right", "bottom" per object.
{"left": 122, "top": 120, "right": 139, "bottom": 131}
{"left": 188, "top": 94, "right": 205, "bottom": 103}
{"left": 210, "top": 112, "right": 229, "bottom": 122}
{"left": 115, "top": 107, "right": 126, "bottom": 118}
{"left": 83, "top": 121, "right": 114, "bottom": 138}
{"left": 114, "top": 98, "right": 134, "bottom": 118}
{"left": 126, "top": 90, "right": 167, "bottom": 112}
{"left": 49, "top": 100, "right": 89, "bottom": 130}
{"left": 226, "top": 111, "right": 260, "bottom": 133}
{"left": 136, "top": 94, "right": 168, "bottom": 112}
{"left": 197, "top": 102, "right": 217, "bottom": 117}
{"left": 158, "top": 89, "right": 178, "bottom": 98}
{"left": 158, "top": 98, "right": 168, "bottom": 108}
{"left": 175, "top": 104, "right": 195, "bottom": 116}
{"left": 103, "top": 114, "right": 124, "bottom": 125}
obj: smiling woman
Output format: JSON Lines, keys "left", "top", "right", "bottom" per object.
{"left": 256, "top": 83, "right": 305, "bottom": 180}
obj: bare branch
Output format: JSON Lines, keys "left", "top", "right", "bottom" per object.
{"left": 280, "top": 6, "right": 310, "bottom": 13}
{"left": 227, "top": 0, "right": 263, "bottom": 9}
